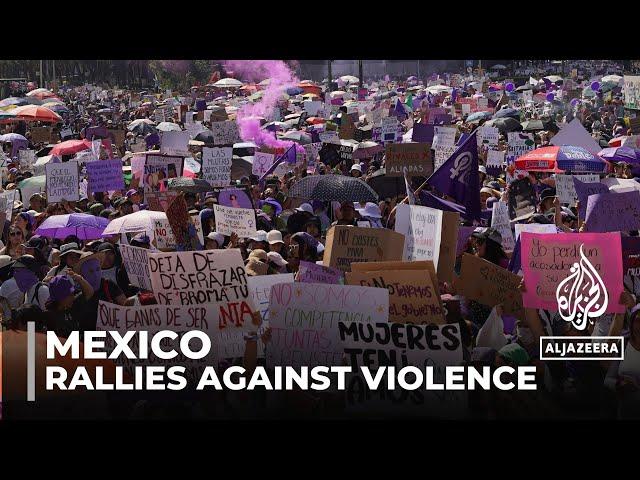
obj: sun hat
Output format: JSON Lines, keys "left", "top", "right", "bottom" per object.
{"left": 245, "top": 257, "right": 268, "bottom": 276}
{"left": 267, "top": 230, "right": 285, "bottom": 245}
{"left": 356, "top": 202, "right": 382, "bottom": 219}
{"left": 267, "top": 251, "right": 288, "bottom": 267}
{"left": 350, "top": 163, "right": 362, "bottom": 172}
{"left": 59, "top": 242, "right": 84, "bottom": 258}
{"left": 248, "top": 249, "right": 268, "bottom": 263}
{"left": 249, "top": 230, "right": 268, "bottom": 242}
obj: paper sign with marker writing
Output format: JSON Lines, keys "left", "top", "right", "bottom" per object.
{"left": 247, "top": 273, "right": 294, "bottom": 322}
{"left": 520, "top": 232, "right": 624, "bottom": 314}
{"left": 555, "top": 174, "right": 600, "bottom": 204}
{"left": 585, "top": 190, "right": 640, "bottom": 232}
{"left": 267, "top": 282, "right": 389, "bottom": 368}
{"left": 213, "top": 204, "right": 257, "bottom": 238}
{"left": 211, "top": 121, "right": 241, "bottom": 145}
{"left": 486, "top": 149, "right": 505, "bottom": 169}
{"left": 152, "top": 218, "right": 176, "bottom": 249}
{"left": 491, "top": 201, "right": 516, "bottom": 252}
{"left": 46, "top": 160, "right": 79, "bottom": 203}
{"left": 86, "top": 159, "right": 125, "bottom": 194}
{"left": 385, "top": 143, "right": 432, "bottom": 177}
{"left": 297, "top": 260, "right": 344, "bottom": 284}
{"left": 432, "top": 126, "right": 456, "bottom": 149}
{"left": 394, "top": 204, "right": 443, "bottom": 265}
{"left": 160, "top": 131, "right": 190, "bottom": 156}
{"left": 201, "top": 147, "right": 232, "bottom": 187}
{"left": 323, "top": 226, "right": 405, "bottom": 272}
{"left": 252, "top": 152, "right": 275, "bottom": 177}
{"left": 119, "top": 244, "right": 152, "bottom": 291}
{"left": 514, "top": 223, "right": 557, "bottom": 241}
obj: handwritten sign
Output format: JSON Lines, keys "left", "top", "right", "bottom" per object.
{"left": 201, "top": 147, "right": 232, "bottom": 187}
{"left": 119, "top": 244, "right": 152, "bottom": 291}
{"left": 152, "top": 218, "right": 176, "bottom": 249}
{"left": 160, "top": 131, "right": 190, "bottom": 156}
{"left": 520, "top": 232, "right": 624, "bottom": 313}
{"left": 432, "top": 126, "right": 456, "bottom": 149}
{"left": 555, "top": 174, "right": 600, "bottom": 204}
{"left": 252, "top": 152, "right": 275, "bottom": 177}
{"left": 213, "top": 204, "right": 257, "bottom": 238}
{"left": 491, "top": 201, "right": 516, "bottom": 252}
{"left": 457, "top": 254, "right": 524, "bottom": 319}
{"left": 585, "top": 190, "right": 640, "bottom": 232}
{"left": 86, "top": 159, "right": 124, "bottom": 194}
{"left": 19, "top": 149, "right": 37, "bottom": 170}
{"left": 267, "top": 282, "right": 389, "bottom": 368}
{"left": 486, "top": 149, "right": 505, "bottom": 169}
{"left": 297, "top": 260, "right": 344, "bottom": 284}
{"left": 506, "top": 132, "right": 534, "bottom": 164}
{"left": 385, "top": 143, "right": 432, "bottom": 177}
{"left": 247, "top": 273, "right": 294, "bottom": 322}
{"left": 346, "top": 266, "right": 445, "bottom": 325}
{"left": 394, "top": 204, "right": 443, "bottom": 266}
{"left": 323, "top": 226, "right": 405, "bottom": 272}
{"left": 211, "top": 121, "right": 241, "bottom": 145}
{"left": 46, "top": 160, "right": 79, "bottom": 203}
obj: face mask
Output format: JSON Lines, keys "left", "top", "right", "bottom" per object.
{"left": 81, "top": 259, "right": 102, "bottom": 291}
{"left": 102, "top": 266, "right": 117, "bottom": 283}
{"left": 14, "top": 268, "right": 38, "bottom": 293}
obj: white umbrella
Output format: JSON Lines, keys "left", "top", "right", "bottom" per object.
{"left": 329, "top": 90, "right": 346, "bottom": 98}
{"left": 102, "top": 210, "right": 168, "bottom": 236}
{"left": 602, "top": 74, "right": 623, "bottom": 84}
{"left": 543, "top": 75, "right": 563, "bottom": 83}
{"left": 426, "top": 85, "right": 452, "bottom": 95}
{"left": 339, "top": 75, "right": 360, "bottom": 84}
{"left": 156, "top": 122, "right": 182, "bottom": 132}
{"left": 213, "top": 78, "right": 243, "bottom": 88}
{"left": 491, "top": 64, "right": 507, "bottom": 70}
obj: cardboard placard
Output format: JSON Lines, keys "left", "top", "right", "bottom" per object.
{"left": 146, "top": 191, "right": 178, "bottom": 212}
{"left": 323, "top": 226, "right": 405, "bottom": 272}
{"left": 31, "top": 126, "right": 54, "bottom": 144}
{"left": 119, "top": 244, "right": 152, "bottom": 291}
{"left": 457, "top": 253, "right": 524, "bottom": 319}
{"left": 437, "top": 211, "right": 460, "bottom": 283}
{"left": 584, "top": 190, "right": 640, "bottom": 232}
{"left": 394, "top": 204, "right": 443, "bottom": 266}
{"left": 213, "top": 204, "right": 257, "bottom": 238}
{"left": 385, "top": 143, "right": 432, "bottom": 177}
{"left": 45, "top": 160, "right": 79, "bottom": 203}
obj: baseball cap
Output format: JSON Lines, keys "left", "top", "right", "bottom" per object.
{"left": 267, "top": 251, "right": 288, "bottom": 267}
{"left": 295, "top": 203, "right": 313, "bottom": 214}
{"left": 267, "top": 230, "right": 284, "bottom": 245}
{"left": 206, "top": 231, "right": 225, "bottom": 246}
{"left": 126, "top": 189, "right": 138, "bottom": 198}
{"left": 350, "top": 163, "right": 362, "bottom": 172}
{"left": 249, "top": 230, "right": 268, "bottom": 242}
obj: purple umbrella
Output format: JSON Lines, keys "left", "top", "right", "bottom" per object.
{"left": 598, "top": 146, "right": 640, "bottom": 164}
{"left": 35, "top": 213, "right": 109, "bottom": 240}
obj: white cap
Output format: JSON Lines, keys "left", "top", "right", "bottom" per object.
{"left": 295, "top": 203, "right": 313, "bottom": 214}
{"left": 350, "top": 163, "right": 362, "bottom": 172}
{"left": 267, "top": 230, "right": 284, "bottom": 245}
{"left": 249, "top": 230, "right": 268, "bottom": 242}
{"left": 206, "top": 231, "right": 225, "bottom": 247}
{"left": 267, "top": 251, "right": 288, "bottom": 267}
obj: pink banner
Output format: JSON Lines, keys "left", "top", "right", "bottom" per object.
{"left": 520, "top": 232, "right": 624, "bottom": 314}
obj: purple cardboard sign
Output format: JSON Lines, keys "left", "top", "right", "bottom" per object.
{"left": 86, "top": 159, "right": 124, "bottom": 194}
{"left": 217, "top": 187, "right": 254, "bottom": 210}
{"left": 585, "top": 190, "right": 640, "bottom": 233}
{"left": 573, "top": 177, "right": 609, "bottom": 219}
{"left": 411, "top": 123, "right": 435, "bottom": 143}
{"left": 297, "top": 260, "right": 344, "bottom": 284}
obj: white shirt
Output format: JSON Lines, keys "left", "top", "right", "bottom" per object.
{"left": 24, "top": 282, "right": 50, "bottom": 311}
{"left": 0, "top": 278, "right": 23, "bottom": 310}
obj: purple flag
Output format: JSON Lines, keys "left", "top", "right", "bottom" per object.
{"left": 286, "top": 144, "right": 297, "bottom": 165}
{"left": 425, "top": 130, "right": 481, "bottom": 221}
{"left": 411, "top": 123, "right": 434, "bottom": 143}
{"left": 573, "top": 177, "right": 609, "bottom": 219}
{"left": 258, "top": 145, "right": 294, "bottom": 186}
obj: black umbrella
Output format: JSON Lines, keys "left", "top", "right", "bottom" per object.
{"left": 128, "top": 122, "right": 157, "bottom": 136}
{"left": 521, "top": 119, "right": 545, "bottom": 131}
{"left": 166, "top": 177, "right": 213, "bottom": 194}
{"left": 484, "top": 117, "right": 522, "bottom": 133}
{"left": 366, "top": 168, "right": 406, "bottom": 200}
{"left": 288, "top": 174, "right": 378, "bottom": 203}
{"left": 232, "top": 155, "right": 253, "bottom": 180}
{"left": 195, "top": 130, "right": 215, "bottom": 146}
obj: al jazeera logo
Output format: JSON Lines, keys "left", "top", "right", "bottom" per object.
{"left": 540, "top": 244, "right": 624, "bottom": 361}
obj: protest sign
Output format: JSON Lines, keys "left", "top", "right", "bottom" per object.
{"left": 303, "top": 100, "right": 322, "bottom": 116}
{"left": 550, "top": 118, "right": 602, "bottom": 155}
{"left": 267, "top": 282, "right": 389, "bottom": 368}
{"left": 514, "top": 223, "right": 557, "bottom": 241}
{"left": 108, "top": 129, "right": 126, "bottom": 148}
{"left": 19, "top": 149, "right": 36, "bottom": 170}
{"left": 346, "top": 265, "right": 445, "bottom": 325}
{"left": 319, "top": 130, "right": 340, "bottom": 144}
{"left": 148, "top": 248, "right": 257, "bottom": 325}
{"left": 520, "top": 232, "right": 624, "bottom": 314}
{"left": 477, "top": 126, "right": 499, "bottom": 149}
{"left": 143, "top": 154, "right": 183, "bottom": 195}
{"left": 247, "top": 273, "right": 294, "bottom": 322}
{"left": 297, "top": 260, "right": 344, "bottom": 284}
{"left": 491, "top": 201, "right": 516, "bottom": 252}
{"left": 623, "top": 75, "right": 640, "bottom": 110}
{"left": 213, "top": 204, "right": 257, "bottom": 238}
{"left": 303, "top": 143, "right": 322, "bottom": 168}
{"left": 585, "top": 190, "right": 640, "bottom": 232}
{"left": 508, "top": 177, "right": 537, "bottom": 219}
{"left": 252, "top": 152, "right": 275, "bottom": 177}
{"left": 411, "top": 123, "right": 435, "bottom": 143}
{"left": 323, "top": 226, "right": 405, "bottom": 272}
{"left": 506, "top": 132, "right": 535, "bottom": 164}
{"left": 46, "top": 160, "right": 79, "bottom": 203}
{"left": 394, "top": 204, "right": 443, "bottom": 266}
{"left": 211, "top": 121, "right": 241, "bottom": 145}
{"left": 160, "top": 131, "right": 190, "bottom": 156}
{"left": 0, "top": 190, "right": 17, "bottom": 221}
{"left": 573, "top": 177, "right": 609, "bottom": 219}
{"left": 385, "top": 143, "right": 432, "bottom": 177}
{"left": 31, "top": 126, "right": 54, "bottom": 144}
{"left": 437, "top": 211, "right": 460, "bottom": 283}
{"left": 165, "top": 194, "right": 191, "bottom": 247}
{"left": 380, "top": 117, "right": 399, "bottom": 143}
{"left": 457, "top": 254, "right": 524, "bottom": 319}
{"left": 201, "top": 147, "right": 232, "bottom": 187}
{"left": 60, "top": 127, "right": 74, "bottom": 139}
{"left": 146, "top": 191, "right": 178, "bottom": 212}
{"left": 432, "top": 126, "right": 456, "bottom": 149}
{"left": 555, "top": 174, "right": 600, "bottom": 204}
{"left": 319, "top": 142, "right": 341, "bottom": 167}
{"left": 119, "top": 244, "right": 152, "bottom": 291}
{"left": 86, "top": 159, "right": 125, "bottom": 194}
{"left": 434, "top": 145, "right": 457, "bottom": 170}
{"left": 153, "top": 217, "right": 176, "bottom": 249}
{"left": 339, "top": 114, "right": 356, "bottom": 140}
{"left": 338, "top": 144, "right": 354, "bottom": 166}
{"left": 456, "top": 226, "right": 476, "bottom": 256}
{"left": 486, "top": 149, "right": 505, "bottom": 169}
{"left": 622, "top": 236, "right": 640, "bottom": 278}
{"left": 342, "top": 322, "right": 465, "bottom": 417}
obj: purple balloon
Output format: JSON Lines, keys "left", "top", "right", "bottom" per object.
{"left": 546, "top": 93, "right": 555, "bottom": 102}
{"left": 570, "top": 98, "right": 580, "bottom": 107}
{"left": 505, "top": 82, "right": 514, "bottom": 92}
{"left": 591, "top": 81, "right": 600, "bottom": 91}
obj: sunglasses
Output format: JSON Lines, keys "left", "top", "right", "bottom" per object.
{"left": 10, "top": 231, "right": 22, "bottom": 237}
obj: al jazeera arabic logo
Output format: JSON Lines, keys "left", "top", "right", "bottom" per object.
{"left": 540, "top": 244, "right": 624, "bottom": 361}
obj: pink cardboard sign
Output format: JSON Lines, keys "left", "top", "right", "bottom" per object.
{"left": 520, "top": 232, "right": 624, "bottom": 314}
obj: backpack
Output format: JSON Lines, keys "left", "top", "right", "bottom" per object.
{"left": 29, "top": 282, "right": 46, "bottom": 311}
